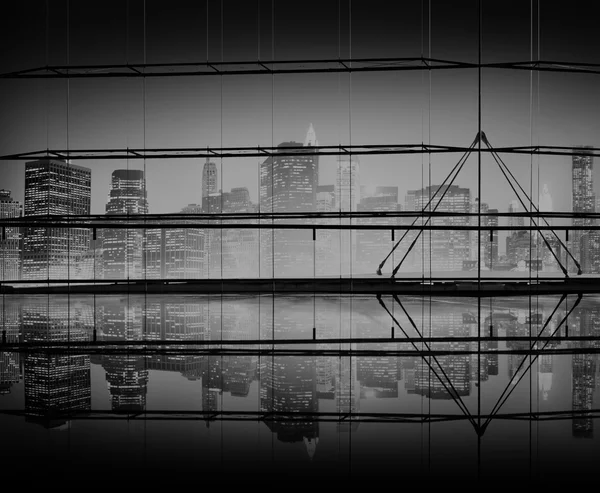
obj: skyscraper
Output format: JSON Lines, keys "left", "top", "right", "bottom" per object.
{"left": 259, "top": 128, "right": 319, "bottom": 277}
{"left": 335, "top": 156, "right": 360, "bottom": 275}
{"left": 408, "top": 184, "right": 471, "bottom": 272}
{"left": 470, "top": 200, "right": 498, "bottom": 269}
{"left": 103, "top": 169, "right": 148, "bottom": 279}
{"left": 356, "top": 191, "right": 399, "bottom": 272}
{"left": 335, "top": 156, "right": 360, "bottom": 213}
{"left": 0, "top": 189, "right": 22, "bottom": 280}
{"left": 202, "top": 158, "right": 221, "bottom": 277}
{"left": 572, "top": 147, "right": 595, "bottom": 269}
{"left": 143, "top": 203, "right": 204, "bottom": 279}
{"left": 507, "top": 200, "right": 524, "bottom": 229}
{"left": 22, "top": 159, "right": 91, "bottom": 280}
{"left": 202, "top": 158, "right": 219, "bottom": 200}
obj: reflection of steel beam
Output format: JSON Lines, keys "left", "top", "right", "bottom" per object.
{"left": 4, "top": 408, "right": 600, "bottom": 423}
{"left": 2, "top": 279, "right": 599, "bottom": 297}
{"left": 480, "top": 294, "right": 582, "bottom": 435}
{"left": 378, "top": 295, "right": 478, "bottom": 431}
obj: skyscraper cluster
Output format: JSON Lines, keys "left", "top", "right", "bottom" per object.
{"left": 2, "top": 136, "right": 597, "bottom": 279}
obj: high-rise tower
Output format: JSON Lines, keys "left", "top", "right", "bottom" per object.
{"left": 103, "top": 169, "right": 148, "bottom": 279}
{"left": 202, "top": 158, "right": 219, "bottom": 200}
{"left": 0, "top": 189, "right": 22, "bottom": 280}
{"left": 572, "top": 148, "right": 595, "bottom": 270}
{"left": 259, "top": 133, "right": 319, "bottom": 277}
{"left": 22, "top": 159, "right": 91, "bottom": 280}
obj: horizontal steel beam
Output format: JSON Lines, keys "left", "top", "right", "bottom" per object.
{"left": 3, "top": 408, "right": 600, "bottom": 424}
{"left": 4, "top": 210, "right": 600, "bottom": 220}
{"left": 2, "top": 58, "right": 600, "bottom": 79}
{"left": 2, "top": 221, "right": 598, "bottom": 230}
{"left": 3, "top": 143, "right": 600, "bottom": 160}
{"left": 0, "top": 335, "right": 592, "bottom": 349}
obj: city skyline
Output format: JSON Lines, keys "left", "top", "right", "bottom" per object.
{"left": 3, "top": 137, "right": 596, "bottom": 280}
{"left": 3, "top": 0, "right": 600, "bottom": 482}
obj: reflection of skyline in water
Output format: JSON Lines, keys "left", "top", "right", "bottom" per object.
{"left": 1, "top": 294, "right": 600, "bottom": 450}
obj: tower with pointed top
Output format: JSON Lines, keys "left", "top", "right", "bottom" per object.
{"left": 304, "top": 123, "right": 319, "bottom": 189}
{"left": 202, "top": 158, "right": 218, "bottom": 200}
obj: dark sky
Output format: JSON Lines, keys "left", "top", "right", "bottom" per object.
{"left": 1, "top": 0, "right": 600, "bottom": 222}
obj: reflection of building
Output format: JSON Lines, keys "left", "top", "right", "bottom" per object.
{"left": 258, "top": 297, "right": 319, "bottom": 457}
{"left": 23, "top": 159, "right": 91, "bottom": 280}
{"left": 259, "top": 127, "right": 319, "bottom": 277}
{"left": 0, "top": 189, "right": 22, "bottom": 281}
{"left": 260, "top": 355, "right": 319, "bottom": 456}
{"left": 103, "top": 169, "right": 148, "bottom": 279}
{"left": 99, "top": 300, "right": 148, "bottom": 412}
{"left": 414, "top": 312, "right": 470, "bottom": 399}
{"left": 572, "top": 307, "right": 600, "bottom": 438}
{"left": 22, "top": 301, "right": 91, "bottom": 428}
{"left": 0, "top": 302, "right": 21, "bottom": 395}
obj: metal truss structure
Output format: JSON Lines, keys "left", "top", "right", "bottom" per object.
{"left": 2, "top": 57, "right": 600, "bottom": 79}
{"left": 1, "top": 50, "right": 599, "bottom": 285}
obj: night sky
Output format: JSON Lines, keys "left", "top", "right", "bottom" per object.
{"left": 1, "top": 0, "right": 600, "bottom": 225}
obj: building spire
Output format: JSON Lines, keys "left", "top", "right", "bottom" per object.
{"left": 304, "top": 123, "right": 318, "bottom": 147}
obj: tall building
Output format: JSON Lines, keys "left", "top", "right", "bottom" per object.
{"left": 408, "top": 184, "right": 471, "bottom": 272}
{"left": 507, "top": 200, "right": 524, "bottom": 229}
{"left": 335, "top": 156, "right": 360, "bottom": 275}
{"left": 202, "top": 158, "right": 219, "bottom": 200}
{"left": 0, "top": 189, "right": 22, "bottom": 280}
{"left": 335, "top": 156, "right": 360, "bottom": 213}
{"left": 22, "top": 159, "right": 91, "bottom": 280}
{"left": 315, "top": 185, "right": 337, "bottom": 276}
{"left": 356, "top": 191, "right": 400, "bottom": 272}
{"left": 103, "top": 169, "right": 148, "bottom": 279}
{"left": 469, "top": 200, "right": 498, "bottom": 269}
{"left": 143, "top": 204, "right": 204, "bottom": 279}
{"left": 202, "top": 159, "right": 221, "bottom": 277}
{"left": 572, "top": 147, "right": 595, "bottom": 270}
{"left": 221, "top": 188, "right": 258, "bottom": 277}
{"left": 304, "top": 122, "right": 319, "bottom": 188}
{"left": 259, "top": 129, "right": 319, "bottom": 277}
